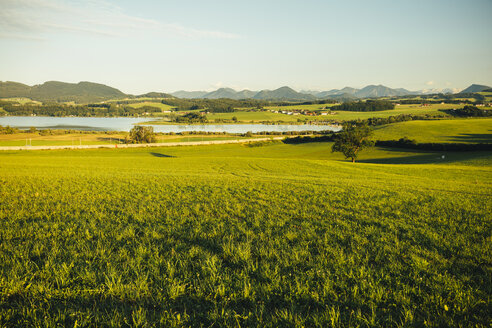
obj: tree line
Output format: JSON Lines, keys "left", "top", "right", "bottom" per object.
{"left": 444, "top": 105, "right": 492, "bottom": 117}
{"left": 331, "top": 100, "right": 395, "bottom": 112}
{"left": 0, "top": 101, "right": 161, "bottom": 117}
{"left": 160, "top": 98, "right": 269, "bottom": 112}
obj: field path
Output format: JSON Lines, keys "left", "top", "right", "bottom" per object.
{"left": 0, "top": 137, "right": 286, "bottom": 151}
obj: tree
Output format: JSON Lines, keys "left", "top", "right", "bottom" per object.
{"left": 126, "top": 126, "right": 156, "bottom": 144}
{"left": 332, "top": 123, "right": 374, "bottom": 162}
{"left": 451, "top": 105, "right": 490, "bottom": 117}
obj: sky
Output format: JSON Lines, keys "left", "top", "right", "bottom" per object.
{"left": 0, "top": 0, "right": 491, "bottom": 94}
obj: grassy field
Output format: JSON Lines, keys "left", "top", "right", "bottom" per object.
{"left": 134, "top": 103, "right": 460, "bottom": 124}
{"left": 208, "top": 111, "right": 306, "bottom": 123}
{"left": 0, "top": 142, "right": 490, "bottom": 327}
{"left": 127, "top": 102, "right": 175, "bottom": 111}
{"left": 146, "top": 104, "right": 457, "bottom": 125}
{"left": 265, "top": 103, "right": 339, "bottom": 111}
{"left": 0, "top": 97, "right": 42, "bottom": 105}
{"left": 478, "top": 91, "right": 492, "bottom": 102}
{"left": 373, "top": 118, "right": 492, "bottom": 143}
{"left": 0, "top": 133, "right": 126, "bottom": 146}
{"left": 236, "top": 104, "right": 457, "bottom": 123}
{"left": 324, "top": 104, "right": 456, "bottom": 121}
{"left": 0, "top": 132, "right": 264, "bottom": 146}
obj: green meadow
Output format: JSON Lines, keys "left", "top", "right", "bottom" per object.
{"left": 207, "top": 111, "right": 305, "bottom": 123}
{"left": 0, "top": 140, "right": 490, "bottom": 327}
{"left": 132, "top": 102, "right": 459, "bottom": 124}
{"left": 127, "top": 102, "right": 176, "bottom": 112}
{"left": 265, "top": 103, "right": 457, "bottom": 121}
{"left": 373, "top": 118, "right": 492, "bottom": 143}
{"left": 478, "top": 91, "right": 492, "bottom": 102}
{"left": 0, "top": 97, "right": 42, "bottom": 105}
{"left": 205, "top": 103, "right": 456, "bottom": 123}
{"left": 0, "top": 133, "right": 261, "bottom": 147}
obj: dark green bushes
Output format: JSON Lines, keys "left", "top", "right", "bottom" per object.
{"left": 445, "top": 105, "right": 492, "bottom": 117}
{"left": 331, "top": 100, "right": 395, "bottom": 112}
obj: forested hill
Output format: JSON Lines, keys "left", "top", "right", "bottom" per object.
{"left": 0, "top": 81, "right": 127, "bottom": 103}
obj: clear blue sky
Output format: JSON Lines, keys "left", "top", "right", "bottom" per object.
{"left": 1, "top": 0, "right": 491, "bottom": 94}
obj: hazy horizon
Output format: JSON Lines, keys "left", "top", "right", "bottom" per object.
{"left": 1, "top": 0, "right": 491, "bottom": 94}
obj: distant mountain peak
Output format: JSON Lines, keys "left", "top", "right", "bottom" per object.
{"left": 460, "top": 84, "right": 491, "bottom": 93}
{"left": 253, "top": 86, "right": 315, "bottom": 101}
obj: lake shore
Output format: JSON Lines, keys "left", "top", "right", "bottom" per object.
{"left": 0, "top": 116, "right": 339, "bottom": 133}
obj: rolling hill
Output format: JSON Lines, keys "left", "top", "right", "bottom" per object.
{"left": 0, "top": 81, "right": 126, "bottom": 103}
{"left": 0, "top": 81, "right": 32, "bottom": 98}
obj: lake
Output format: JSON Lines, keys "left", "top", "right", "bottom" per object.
{"left": 0, "top": 116, "right": 340, "bottom": 133}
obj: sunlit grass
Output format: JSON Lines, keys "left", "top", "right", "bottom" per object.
{"left": 373, "top": 118, "right": 492, "bottom": 143}
{"left": 127, "top": 101, "right": 175, "bottom": 111}
{"left": 0, "top": 143, "right": 490, "bottom": 327}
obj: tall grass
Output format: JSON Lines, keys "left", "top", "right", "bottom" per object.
{"left": 0, "top": 143, "right": 490, "bottom": 327}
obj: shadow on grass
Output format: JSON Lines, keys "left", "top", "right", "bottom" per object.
{"left": 150, "top": 152, "right": 175, "bottom": 158}
{"left": 446, "top": 132, "right": 492, "bottom": 143}
{"left": 358, "top": 148, "right": 491, "bottom": 164}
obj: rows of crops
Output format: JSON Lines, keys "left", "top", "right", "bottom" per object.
{"left": 0, "top": 143, "right": 490, "bottom": 327}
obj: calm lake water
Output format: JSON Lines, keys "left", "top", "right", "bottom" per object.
{"left": 0, "top": 116, "right": 340, "bottom": 133}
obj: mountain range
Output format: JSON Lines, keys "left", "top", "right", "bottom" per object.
{"left": 171, "top": 84, "right": 482, "bottom": 100}
{"left": 1, "top": 80, "right": 489, "bottom": 103}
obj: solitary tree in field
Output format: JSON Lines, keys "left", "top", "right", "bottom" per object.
{"left": 332, "top": 123, "right": 374, "bottom": 162}
{"left": 126, "top": 126, "right": 156, "bottom": 144}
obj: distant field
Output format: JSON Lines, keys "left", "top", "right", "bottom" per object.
{"left": 478, "top": 91, "right": 492, "bottom": 102}
{"left": 0, "top": 97, "right": 42, "bottom": 105}
{"left": 106, "top": 97, "right": 170, "bottom": 103}
{"left": 265, "top": 103, "right": 458, "bottom": 121}
{"left": 373, "top": 118, "right": 492, "bottom": 143}
{"left": 0, "top": 142, "right": 490, "bottom": 326}
{"left": 127, "top": 101, "right": 175, "bottom": 111}
{"left": 0, "top": 133, "right": 125, "bottom": 146}
{"left": 205, "top": 104, "right": 457, "bottom": 123}
{"left": 265, "top": 103, "right": 339, "bottom": 111}
{"left": 0, "top": 132, "right": 262, "bottom": 146}
{"left": 208, "top": 111, "right": 306, "bottom": 122}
